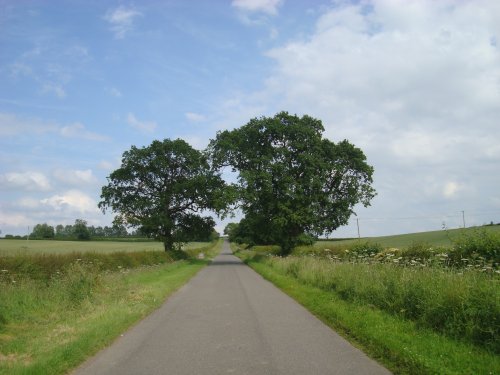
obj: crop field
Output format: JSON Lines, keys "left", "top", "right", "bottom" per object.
{"left": 320, "top": 225, "right": 500, "bottom": 249}
{"left": 0, "top": 239, "right": 210, "bottom": 256}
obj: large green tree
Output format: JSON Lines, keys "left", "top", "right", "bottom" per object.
{"left": 99, "top": 139, "right": 227, "bottom": 251}
{"left": 73, "top": 219, "right": 91, "bottom": 240}
{"left": 31, "top": 223, "right": 55, "bottom": 239}
{"left": 209, "top": 112, "right": 376, "bottom": 254}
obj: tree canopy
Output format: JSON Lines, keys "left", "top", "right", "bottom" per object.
{"left": 209, "top": 112, "right": 376, "bottom": 254}
{"left": 99, "top": 139, "right": 227, "bottom": 251}
{"left": 31, "top": 223, "right": 55, "bottom": 239}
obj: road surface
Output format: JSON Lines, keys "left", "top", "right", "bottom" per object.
{"left": 73, "top": 241, "right": 390, "bottom": 374}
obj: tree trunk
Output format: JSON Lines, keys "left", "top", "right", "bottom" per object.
{"left": 163, "top": 235, "right": 174, "bottom": 252}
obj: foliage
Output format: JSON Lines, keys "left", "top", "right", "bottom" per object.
{"left": 73, "top": 219, "right": 90, "bottom": 240}
{"left": 99, "top": 139, "right": 229, "bottom": 251}
{"left": 449, "top": 228, "right": 500, "bottom": 265}
{"left": 249, "top": 254, "right": 499, "bottom": 353}
{"left": 245, "top": 258, "right": 500, "bottom": 375}
{"left": 30, "top": 223, "right": 55, "bottom": 239}
{"left": 209, "top": 112, "right": 375, "bottom": 255}
{"left": 346, "top": 241, "right": 384, "bottom": 259}
{"left": 223, "top": 222, "right": 238, "bottom": 237}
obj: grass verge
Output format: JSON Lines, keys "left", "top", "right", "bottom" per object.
{"left": 0, "top": 240, "right": 223, "bottom": 375}
{"left": 242, "top": 254, "right": 499, "bottom": 375}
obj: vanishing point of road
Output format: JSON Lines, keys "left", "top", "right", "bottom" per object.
{"left": 73, "top": 241, "right": 391, "bottom": 375}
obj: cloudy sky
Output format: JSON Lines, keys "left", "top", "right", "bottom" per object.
{"left": 1, "top": 0, "right": 499, "bottom": 238}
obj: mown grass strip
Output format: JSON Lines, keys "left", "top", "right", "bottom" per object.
{"left": 246, "top": 258, "right": 500, "bottom": 375}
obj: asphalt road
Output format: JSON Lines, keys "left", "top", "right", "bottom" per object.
{"left": 73, "top": 241, "right": 391, "bottom": 375}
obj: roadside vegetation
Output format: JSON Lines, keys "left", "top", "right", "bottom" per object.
{"left": 0, "top": 239, "right": 223, "bottom": 375}
{"left": 233, "top": 229, "right": 499, "bottom": 374}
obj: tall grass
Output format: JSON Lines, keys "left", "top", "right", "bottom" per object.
{"left": 260, "top": 256, "right": 499, "bottom": 352}
{"left": 248, "top": 258, "right": 499, "bottom": 375}
{"left": 0, "top": 239, "right": 223, "bottom": 374}
{"left": 0, "top": 251, "right": 176, "bottom": 282}
{"left": 235, "top": 230, "right": 499, "bottom": 351}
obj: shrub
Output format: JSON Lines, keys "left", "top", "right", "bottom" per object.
{"left": 347, "top": 241, "right": 384, "bottom": 259}
{"left": 449, "top": 229, "right": 500, "bottom": 265}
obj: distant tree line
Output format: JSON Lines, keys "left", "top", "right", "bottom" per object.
{"left": 2, "top": 219, "right": 218, "bottom": 242}
{"left": 24, "top": 219, "right": 131, "bottom": 240}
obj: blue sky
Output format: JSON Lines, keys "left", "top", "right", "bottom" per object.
{"left": 1, "top": 0, "right": 500, "bottom": 238}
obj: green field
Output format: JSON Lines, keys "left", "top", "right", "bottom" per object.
{"left": 0, "top": 239, "right": 210, "bottom": 256}
{"left": 322, "top": 225, "right": 500, "bottom": 249}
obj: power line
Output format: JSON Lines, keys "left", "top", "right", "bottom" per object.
{"left": 348, "top": 210, "right": 500, "bottom": 223}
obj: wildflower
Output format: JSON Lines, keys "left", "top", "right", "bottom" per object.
{"left": 1, "top": 269, "right": 8, "bottom": 273}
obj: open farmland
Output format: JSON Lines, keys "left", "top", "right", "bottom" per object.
{"left": 0, "top": 239, "right": 210, "bottom": 256}
{"left": 320, "top": 225, "right": 500, "bottom": 249}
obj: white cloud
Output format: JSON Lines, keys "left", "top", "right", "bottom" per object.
{"left": 182, "top": 135, "right": 209, "bottom": 151}
{"left": 53, "top": 169, "right": 97, "bottom": 186}
{"left": 214, "top": 0, "right": 500, "bottom": 235}
{"left": 40, "top": 190, "right": 99, "bottom": 214}
{"left": 185, "top": 112, "right": 206, "bottom": 122}
{"left": 0, "top": 113, "right": 109, "bottom": 142}
{"left": 104, "top": 6, "right": 142, "bottom": 39}
{"left": 443, "top": 182, "right": 461, "bottom": 199}
{"left": 60, "top": 123, "right": 108, "bottom": 141}
{"left": 98, "top": 160, "right": 114, "bottom": 170}
{"left": 106, "top": 87, "right": 122, "bottom": 97}
{"left": 0, "top": 112, "right": 57, "bottom": 137}
{"left": 0, "top": 211, "right": 30, "bottom": 228}
{"left": 127, "top": 113, "right": 157, "bottom": 133}
{"left": 0, "top": 172, "right": 51, "bottom": 191}
{"left": 41, "top": 82, "right": 66, "bottom": 98}
{"left": 17, "top": 197, "right": 40, "bottom": 209}
{"left": 232, "top": 0, "right": 283, "bottom": 15}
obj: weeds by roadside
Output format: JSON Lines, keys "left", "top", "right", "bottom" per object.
{"left": 0, "top": 239, "right": 222, "bottom": 375}
{"left": 232, "top": 229, "right": 499, "bottom": 372}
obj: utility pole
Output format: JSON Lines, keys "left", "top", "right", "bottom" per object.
{"left": 356, "top": 218, "right": 360, "bottom": 239}
{"left": 461, "top": 211, "right": 466, "bottom": 229}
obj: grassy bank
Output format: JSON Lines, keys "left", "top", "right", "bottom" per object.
{"left": 245, "top": 257, "right": 499, "bottom": 374}
{"left": 234, "top": 230, "right": 499, "bottom": 374}
{"left": 0, "top": 240, "right": 222, "bottom": 375}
